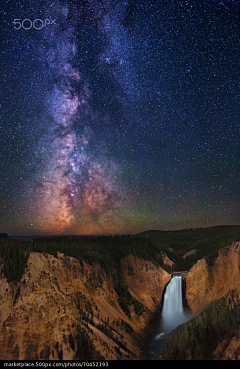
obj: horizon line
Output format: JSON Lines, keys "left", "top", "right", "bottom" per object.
{"left": 3, "top": 224, "right": 240, "bottom": 238}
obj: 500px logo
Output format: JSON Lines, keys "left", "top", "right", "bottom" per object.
{"left": 13, "top": 18, "right": 56, "bottom": 30}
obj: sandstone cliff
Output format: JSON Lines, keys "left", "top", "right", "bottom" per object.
{"left": 186, "top": 242, "right": 240, "bottom": 314}
{"left": 0, "top": 251, "right": 170, "bottom": 360}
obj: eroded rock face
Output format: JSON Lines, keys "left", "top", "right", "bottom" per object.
{"left": 182, "top": 249, "right": 196, "bottom": 259}
{"left": 213, "top": 326, "right": 240, "bottom": 360}
{"left": 186, "top": 242, "right": 240, "bottom": 314}
{"left": 122, "top": 255, "right": 171, "bottom": 313}
{"left": 0, "top": 252, "right": 170, "bottom": 360}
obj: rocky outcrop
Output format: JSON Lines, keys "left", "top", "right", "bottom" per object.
{"left": 162, "top": 254, "right": 174, "bottom": 268}
{"left": 182, "top": 249, "right": 196, "bottom": 259}
{"left": 0, "top": 252, "right": 170, "bottom": 360}
{"left": 186, "top": 242, "right": 240, "bottom": 314}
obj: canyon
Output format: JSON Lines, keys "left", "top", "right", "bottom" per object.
{"left": 163, "top": 241, "right": 240, "bottom": 360}
{"left": 0, "top": 238, "right": 239, "bottom": 360}
{"left": 0, "top": 251, "right": 170, "bottom": 360}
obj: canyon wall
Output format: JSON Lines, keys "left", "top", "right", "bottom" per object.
{"left": 162, "top": 242, "right": 240, "bottom": 360}
{"left": 122, "top": 254, "right": 171, "bottom": 312}
{"left": 186, "top": 242, "right": 240, "bottom": 314}
{"left": 0, "top": 252, "right": 170, "bottom": 360}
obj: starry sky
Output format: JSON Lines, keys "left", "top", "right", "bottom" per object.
{"left": 1, "top": 0, "right": 239, "bottom": 236}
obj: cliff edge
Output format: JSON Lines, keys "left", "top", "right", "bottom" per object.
{"left": 0, "top": 251, "right": 170, "bottom": 360}
{"left": 186, "top": 242, "right": 240, "bottom": 314}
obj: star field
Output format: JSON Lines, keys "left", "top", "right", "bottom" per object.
{"left": 1, "top": 0, "right": 239, "bottom": 235}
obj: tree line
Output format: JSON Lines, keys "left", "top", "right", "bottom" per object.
{"left": 0, "top": 226, "right": 239, "bottom": 315}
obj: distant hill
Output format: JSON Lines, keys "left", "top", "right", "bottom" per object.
{"left": 1, "top": 225, "right": 240, "bottom": 280}
{"left": 138, "top": 225, "right": 240, "bottom": 237}
{"left": 137, "top": 225, "right": 240, "bottom": 270}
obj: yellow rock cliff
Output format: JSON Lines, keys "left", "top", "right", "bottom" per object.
{"left": 186, "top": 242, "right": 240, "bottom": 314}
{"left": 0, "top": 251, "right": 170, "bottom": 360}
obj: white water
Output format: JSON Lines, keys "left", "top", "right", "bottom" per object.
{"left": 161, "top": 275, "right": 189, "bottom": 333}
{"left": 145, "top": 274, "right": 193, "bottom": 358}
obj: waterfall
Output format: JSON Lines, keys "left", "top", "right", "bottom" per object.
{"left": 145, "top": 274, "right": 194, "bottom": 359}
{"left": 161, "top": 275, "right": 189, "bottom": 333}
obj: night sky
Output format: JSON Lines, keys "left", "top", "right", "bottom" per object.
{"left": 1, "top": 0, "right": 239, "bottom": 235}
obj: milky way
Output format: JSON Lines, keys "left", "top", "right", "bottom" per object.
{"left": 30, "top": 3, "right": 125, "bottom": 234}
{"left": 1, "top": 0, "right": 239, "bottom": 235}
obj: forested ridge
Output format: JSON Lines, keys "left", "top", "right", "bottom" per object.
{"left": 162, "top": 289, "right": 240, "bottom": 360}
{"left": 1, "top": 225, "right": 240, "bottom": 284}
{"left": 139, "top": 225, "right": 240, "bottom": 270}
